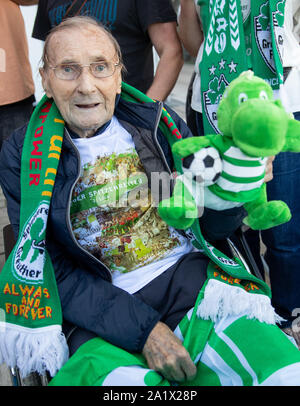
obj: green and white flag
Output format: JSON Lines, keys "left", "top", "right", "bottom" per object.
{"left": 199, "top": 0, "right": 286, "bottom": 135}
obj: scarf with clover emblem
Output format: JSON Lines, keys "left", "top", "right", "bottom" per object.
{"left": 198, "top": 0, "right": 286, "bottom": 135}
{"left": 0, "top": 96, "right": 69, "bottom": 379}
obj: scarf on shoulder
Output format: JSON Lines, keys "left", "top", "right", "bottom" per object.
{"left": 0, "top": 98, "right": 68, "bottom": 378}
{"left": 199, "top": 0, "right": 286, "bottom": 134}
{"left": 0, "top": 83, "right": 279, "bottom": 379}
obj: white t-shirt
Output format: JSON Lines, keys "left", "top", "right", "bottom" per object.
{"left": 70, "top": 116, "right": 193, "bottom": 294}
{"left": 191, "top": 0, "right": 300, "bottom": 114}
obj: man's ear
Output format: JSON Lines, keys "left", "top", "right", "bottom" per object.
{"left": 117, "top": 77, "right": 122, "bottom": 94}
{"left": 116, "top": 69, "right": 122, "bottom": 94}
{"left": 39, "top": 67, "right": 53, "bottom": 98}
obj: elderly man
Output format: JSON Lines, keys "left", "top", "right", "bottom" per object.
{"left": 1, "top": 17, "right": 300, "bottom": 387}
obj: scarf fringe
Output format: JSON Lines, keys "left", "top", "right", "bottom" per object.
{"left": 197, "top": 279, "right": 284, "bottom": 325}
{"left": 0, "top": 324, "right": 69, "bottom": 378}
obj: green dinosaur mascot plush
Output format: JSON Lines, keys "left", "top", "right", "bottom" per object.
{"left": 158, "top": 70, "right": 300, "bottom": 231}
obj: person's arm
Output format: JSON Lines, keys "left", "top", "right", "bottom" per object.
{"left": 32, "top": 0, "right": 50, "bottom": 41}
{"left": 178, "top": 0, "right": 204, "bottom": 57}
{"left": 146, "top": 22, "right": 184, "bottom": 101}
{"left": 10, "top": 0, "right": 38, "bottom": 5}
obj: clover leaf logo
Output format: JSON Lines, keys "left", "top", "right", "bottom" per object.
{"left": 207, "top": 77, "right": 227, "bottom": 105}
{"left": 258, "top": 2, "right": 270, "bottom": 31}
{"left": 21, "top": 217, "right": 45, "bottom": 264}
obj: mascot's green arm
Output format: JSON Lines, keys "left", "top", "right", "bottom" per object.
{"left": 172, "top": 134, "right": 220, "bottom": 158}
{"left": 282, "top": 116, "right": 300, "bottom": 152}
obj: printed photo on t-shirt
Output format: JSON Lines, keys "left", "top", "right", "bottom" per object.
{"left": 70, "top": 147, "right": 183, "bottom": 274}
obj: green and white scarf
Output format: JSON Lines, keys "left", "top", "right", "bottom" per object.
{"left": 0, "top": 98, "right": 69, "bottom": 378}
{"left": 0, "top": 82, "right": 279, "bottom": 380}
{"left": 199, "top": 0, "right": 286, "bottom": 134}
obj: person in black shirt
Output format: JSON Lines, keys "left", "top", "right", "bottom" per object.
{"left": 32, "top": 0, "right": 184, "bottom": 101}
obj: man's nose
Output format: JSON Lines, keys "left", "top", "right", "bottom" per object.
{"left": 76, "top": 67, "right": 97, "bottom": 93}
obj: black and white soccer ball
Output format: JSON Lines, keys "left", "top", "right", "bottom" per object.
{"left": 182, "top": 147, "right": 222, "bottom": 186}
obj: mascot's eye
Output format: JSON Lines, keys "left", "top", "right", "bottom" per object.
{"left": 259, "top": 90, "right": 268, "bottom": 100}
{"left": 238, "top": 93, "right": 248, "bottom": 104}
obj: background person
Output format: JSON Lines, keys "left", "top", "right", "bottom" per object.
{"left": 0, "top": 0, "right": 38, "bottom": 151}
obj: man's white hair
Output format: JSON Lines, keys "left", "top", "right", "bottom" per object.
{"left": 41, "top": 15, "right": 125, "bottom": 74}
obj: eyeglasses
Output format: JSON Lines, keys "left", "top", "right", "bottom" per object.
{"left": 49, "top": 61, "right": 120, "bottom": 80}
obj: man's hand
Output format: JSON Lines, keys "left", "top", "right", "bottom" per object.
{"left": 264, "top": 155, "right": 275, "bottom": 183}
{"left": 142, "top": 321, "right": 197, "bottom": 383}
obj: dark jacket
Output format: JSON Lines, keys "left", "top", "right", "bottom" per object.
{"left": 0, "top": 97, "right": 245, "bottom": 352}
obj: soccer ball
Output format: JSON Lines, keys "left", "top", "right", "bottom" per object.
{"left": 182, "top": 147, "right": 222, "bottom": 186}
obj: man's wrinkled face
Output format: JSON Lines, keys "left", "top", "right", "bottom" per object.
{"left": 40, "top": 26, "right": 122, "bottom": 138}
